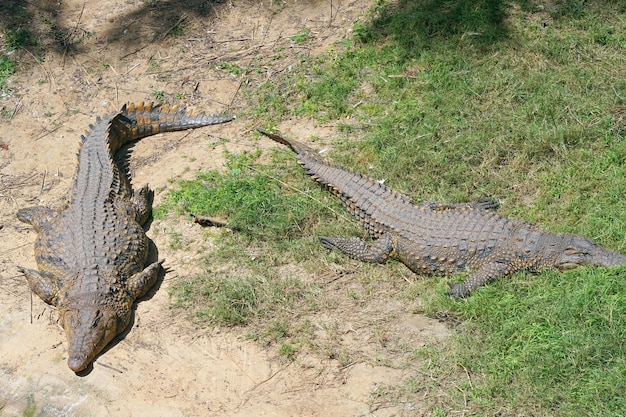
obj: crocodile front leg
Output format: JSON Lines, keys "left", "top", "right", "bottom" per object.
{"left": 17, "top": 266, "right": 60, "bottom": 305}
{"left": 448, "top": 261, "right": 511, "bottom": 298}
{"left": 131, "top": 184, "right": 154, "bottom": 226}
{"left": 319, "top": 234, "right": 394, "bottom": 263}
{"left": 126, "top": 259, "right": 164, "bottom": 299}
{"left": 17, "top": 206, "right": 57, "bottom": 232}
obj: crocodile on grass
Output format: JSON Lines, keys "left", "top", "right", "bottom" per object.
{"left": 17, "top": 102, "right": 233, "bottom": 372}
{"left": 258, "top": 129, "right": 626, "bottom": 297}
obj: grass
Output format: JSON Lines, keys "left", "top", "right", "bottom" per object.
{"left": 151, "top": 90, "right": 166, "bottom": 103}
{"left": 0, "top": 6, "right": 38, "bottom": 95}
{"left": 155, "top": 150, "right": 351, "bottom": 242}
{"left": 0, "top": 56, "right": 15, "bottom": 94}
{"left": 171, "top": 272, "right": 306, "bottom": 327}
{"left": 423, "top": 266, "right": 626, "bottom": 415}
{"left": 22, "top": 394, "right": 36, "bottom": 417}
{"left": 6, "top": 28, "right": 37, "bottom": 49}
{"left": 158, "top": 0, "right": 626, "bottom": 414}
{"left": 156, "top": 150, "right": 358, "bottom": 356}
{"left": 290, "top": 28, "right": 311, "bottom": 44}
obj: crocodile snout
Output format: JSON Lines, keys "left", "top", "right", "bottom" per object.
{"left": 63, "top": 305, "right": 118, "bottom": 373}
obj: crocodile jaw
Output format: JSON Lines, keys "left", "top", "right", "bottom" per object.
{"left": 61, "top": 305, "right": 119, "bottom": 372}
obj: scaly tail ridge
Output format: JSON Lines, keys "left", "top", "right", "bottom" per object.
{"left": 258, "top": 128, "right": 414, "bottom": 206}
{"left": 106, "top": 102, "right": 234, "bottom": 152}
{"left": 257, "top": 129, "right": 324, "bottom": 163}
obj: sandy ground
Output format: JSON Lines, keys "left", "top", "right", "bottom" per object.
{"left": 0, "top": 1, "right": 451, "bottom": 415}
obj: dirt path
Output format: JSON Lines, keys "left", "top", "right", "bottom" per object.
{"left": 0, "top": 1, "right": 450, "bottom": 415}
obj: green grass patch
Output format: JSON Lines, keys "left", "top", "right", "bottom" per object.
{"left": 171, "top": 272, "right": 307, "bottom": 327}
{"left": 6, "top": 28, "right": 37, "bottom": 49}
{"left": 22, "top": 394, "right": 36, "bottom": 417}
{"left": 0, "top": 56, "right": 15, "bottom": 93}
{"left": 249, "top": 0, "right": 626, "bottom": 232}
{"left": 168, "top": 21, "right": 185, "bottom": 37}
{"left": 163, "top": 0, "right": 626, "bottom": 413}
{"left": 423, "top": 267, "right": 626, "bottom": 415}
{"left": 158, "top": 150, "right": 354, "bottom": 349}
{"left": 156, "top": 149, "right": 353, "bottom": 241}
{"left": 290, "top": 28, "right": 311, "bottom": 44}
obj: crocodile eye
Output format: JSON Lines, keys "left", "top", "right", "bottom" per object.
{"left": 564, "top": 246, "right": 590, "bottom": 257}
{"left": 92, "top": 310, "right": 101, "bottom": 328}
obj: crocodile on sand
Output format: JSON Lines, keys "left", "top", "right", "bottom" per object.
{"left": 258, "top": 129, "right": 626, "bottom": 297}
{"left": 17, "top": 102, "right": 233, "bottom": 372}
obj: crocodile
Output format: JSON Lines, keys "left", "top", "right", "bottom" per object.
{"left": 258, "top": 129, "right": 626, "bottom": 297}
{"left": 17, "top": 102, "right": 233, "bottom": 372}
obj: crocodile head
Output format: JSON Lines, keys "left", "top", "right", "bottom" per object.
{"left": 61, "top": 304, "right": 126, "bottom": 372}
{"left": 555, "top": 234, "right": 626, "bottom": 271}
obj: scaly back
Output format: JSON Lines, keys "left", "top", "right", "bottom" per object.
{"left": 258, "top": 130, "right": 521, "bottom": 246}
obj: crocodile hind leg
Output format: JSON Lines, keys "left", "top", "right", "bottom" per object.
{"left": 447, "top": 261, "right": 511, "bottom": 298}
{"left": 319, "top": 234, "right": 394, "bottom": 263}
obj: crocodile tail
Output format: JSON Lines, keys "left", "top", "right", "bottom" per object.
{"left": 258, "top": 129, "right": 415, "bottom": 214}
{"left": 106, "top": 102, "right": 234, "bottom": 153}
{"left": 257, "top": 129, "right": 325, "bottom": 163}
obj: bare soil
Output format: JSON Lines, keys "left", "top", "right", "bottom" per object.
{"left": 0, "top": 1, "right": 451, "bottom": 415}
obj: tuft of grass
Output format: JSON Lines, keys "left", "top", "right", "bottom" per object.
{"left": 171, "top": 273, "right": 306, "bottom": 327}
{"left": 278, "top": 342, "right": 299, "bottom": 361}
{"left": 6, "top": 28, "right": 37, "bottom": 49}
{"left": 0, "top": 56, "right": 16, "bottom": 93}
{"left": 151, "top": 90, "right": 166, "bottom": 103}
{"left": 167, "top": 21, "right": 185, "bottom": 37}
{"left": 290, "top": 28, "right": 310, "bottom": 44}
{"left": 22, "top": 394, "right": 36, "bottom": 417}
{"left": 214, "top": 61, "right": 248, "bottom": 77}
